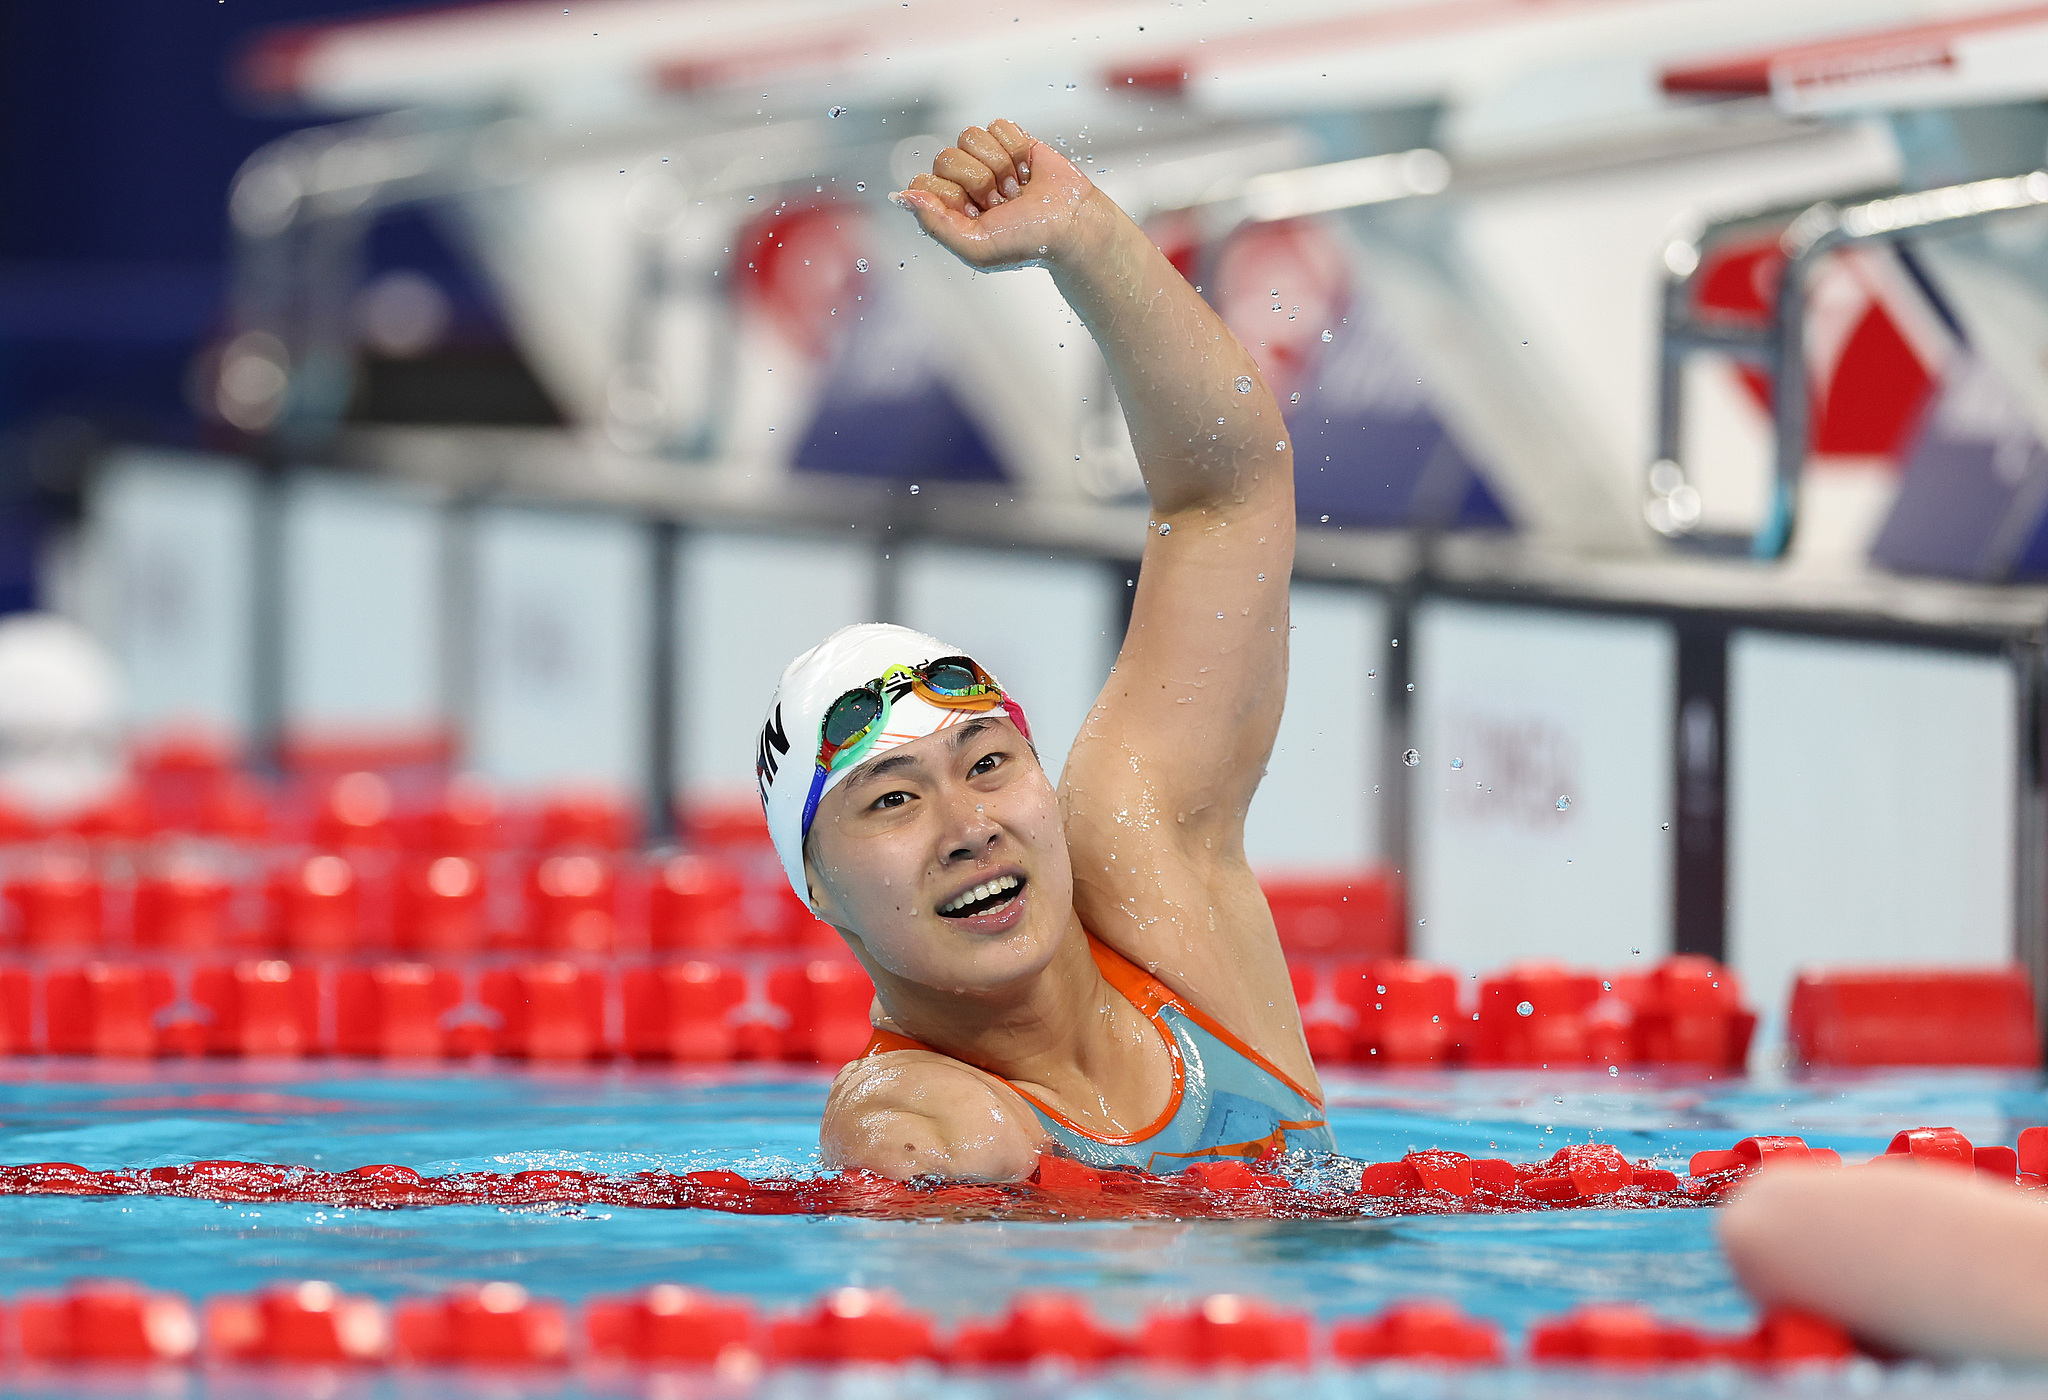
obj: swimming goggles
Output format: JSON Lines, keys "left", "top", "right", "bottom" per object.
{"left": 800, "top": 656, "right": 1022, "bottom": 836}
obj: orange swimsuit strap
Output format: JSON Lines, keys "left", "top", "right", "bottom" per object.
{"left": 860, "top": 933, "right": 1323, "bottom": 1120}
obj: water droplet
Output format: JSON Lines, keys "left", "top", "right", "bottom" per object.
{"left": 1319, "top": 514, "right": 1329, "bottom": 523}
{"left": 1631, "top": 947, "right": 1642, "bottom": 956}
{"left": 1602, "top": 981, "right": 1612, "bottom": 991}
{"left": 1256, "top": 573, "right": 1265, "bottom": 581}
{"left": 1065, "top": 82, "right": 1077, "bottom": 90}
{"left": 1405, "top": 682, "right": 1414, "bottom": 692}
{"left": 855, "top": 181, "right": 867, "bottom": 191}
{"left": 1608, "top": 1065, "right": 1619, "bottom": 1077}
{"left": 898, "top": 261, "right": 906, "bottom": 269}
{"left": 1516, "top": 1000, "right": 1534, "bottom": 1017}
{"left": 828, "top": 105, "right": 847, "bottom": 118}
{"left": 1555, "top": 794, "right": 1571, "bottom": 811}
{"left": 1450, "top": 757, "right": 1463, "bottom": 769}
{"left": 908, "top": 484, "right": 919, "bottom": 495}
{"left": 1366, "top": 668, "right": 1375, "bottom": 678}
{"left": 1661, "top": 822, "right": 1670, "bottom": 830}
{"left": 1289, "top": 391, "right": 1300, "bottom": 403}
{"left": 1157, "top": 522, "right": 1171, "bottom": 536}
{"left": 1321, "top": 329, "right": 1333, "bottom": 342}
{"left": 1401, "top": 748, "right": 1420, "bottom": 768}
{"left": 1275, "top": 441, "right": 1287, "bottom": 451}
{"left": 855, "top": 258, "right": 869, "bottom": 272}
{"left": 1234, "top": 375, "right": 1252, "bottom": 393}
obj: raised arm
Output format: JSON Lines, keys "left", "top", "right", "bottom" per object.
{"left": 895, "top": 121, "right": 1308, "bottom": 1082}
{"left": 894, "top": 123, "right": 1294, "bottom": 856}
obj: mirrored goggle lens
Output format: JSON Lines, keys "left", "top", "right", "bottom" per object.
{"left": 822, "top": 690, "right": 884, "bottom": 750}
{"left": 921, "top": 659, "right": 987, "bottom": 695}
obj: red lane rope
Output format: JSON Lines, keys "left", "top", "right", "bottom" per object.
{"left": 7, "top": 1126, "right": 2039, "bottom": 1219}
{"left": 0, "top": 1145, "right": 1723, "bottom": 1220}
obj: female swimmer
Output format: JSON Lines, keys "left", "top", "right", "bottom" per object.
{"left": 753, "top": 117, "right": 1330, "bottom": 1181}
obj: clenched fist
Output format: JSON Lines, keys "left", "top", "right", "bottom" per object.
{"left": 891, "top": 118, "right": 1107, "bottom": 272}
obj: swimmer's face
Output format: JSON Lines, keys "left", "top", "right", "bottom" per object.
{"left": 804, "top": 715, "right": 1069, "bottom": 991}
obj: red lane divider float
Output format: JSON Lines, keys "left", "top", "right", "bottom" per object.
{"left": 8, "top": 1123, "right": 2042, "bottom": 1222}
{"left": 3, "top": 1278, "right": 1858, "bottom": 1370}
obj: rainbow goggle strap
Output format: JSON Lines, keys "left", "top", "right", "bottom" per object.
{"left": 798, "top": 656, "right": 1031, "bottom": 839}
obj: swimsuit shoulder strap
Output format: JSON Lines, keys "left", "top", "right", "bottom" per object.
{"left": 858, "top": 933, "right": 1161, "bottom": 1062}
{"left": 862, "top": 1025, "right": 930, "bottom": 1057}
{"left": 1081, "top": 934, "right": 1324, "bottom": 1112}
{"left": 860, "top": 935, "right": 1320, "bottom": 1113}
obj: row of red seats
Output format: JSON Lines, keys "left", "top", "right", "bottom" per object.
{"left": 0, "top": 852, "right": 832, "bottom": 957}
{"left": 3, "top": 1280, "right": 1854, "bottom": 1368}
{"left": 1292, "top": 955, "right": 1757, "bottom": 1069}
{"left": 0, "top": 954, "right": 2032, "bottom": 1069}
{"left": 0, "top": 958, "right": 877, "bottom": 1062}
{"left": 1300, "top": 960, "right": 2042, "bottom": 1070}
{"left": 0, "top": 748, "right": 642, "bottom": 854}
{"left": 1, "top": 852, "right": 1399, "bottom": 960}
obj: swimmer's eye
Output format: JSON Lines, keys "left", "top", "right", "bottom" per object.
{"left": 969, "top": 751, "right": 1004, "bottom": 777}
{"left": 871, "top": 790, "right": 912, "bottom": 810}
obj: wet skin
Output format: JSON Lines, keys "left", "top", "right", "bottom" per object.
{"left": 815, "top": 118, "right": 1312, "bottom": 1182}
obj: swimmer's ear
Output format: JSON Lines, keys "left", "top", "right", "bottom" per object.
{"left": 801, "top": 843, "right": 839, "bottom": 926}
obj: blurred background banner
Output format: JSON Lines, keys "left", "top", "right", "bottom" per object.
{"left": 5, "top": 0, "right": 2048, "bottom": 1060}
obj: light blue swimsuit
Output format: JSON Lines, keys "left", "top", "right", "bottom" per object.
{"left": 866, "top": 934, "right": 1335, "bottom": 1173}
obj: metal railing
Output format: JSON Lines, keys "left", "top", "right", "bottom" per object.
{"left": 1649, "top": 168, "right": 2048, "bottom": 559}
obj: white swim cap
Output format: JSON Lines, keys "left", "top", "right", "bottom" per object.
{"left": 756, "top": 622, "right": 1030, "bottom": 910}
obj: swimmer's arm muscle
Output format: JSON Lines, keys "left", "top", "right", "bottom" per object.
{"left": 822, "top": 1051, "right": 1050, "bottom": 1183}
{"left": 895, "top": 123, "right": 1294, "bottom": 847}
{"left": 898, "top": 122, "right": 1309, "bottom": 1089}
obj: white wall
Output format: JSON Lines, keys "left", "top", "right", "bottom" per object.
{"left": 897, "top": 544, "right": 1117, "bottom": 787}
{"left": 469, "top": 506, "right": 652, "bottom": 794}
{"left": 1243, "top": 582, "right": 1387, "bottom": 871}
{"left": 282, "top": 474, "right": 443, "bottom": 735}
{"left": 1727, "top": 632, "right": 2016, "bottom": 1026}
{"left": 676, "top": 530, "right": 877, "bottom": 798}
{"left": 1410, "top": 599, "right": 1674, "bottom": 974}
{"left": 88, "top": 450, "right": 258, "bottom": 740}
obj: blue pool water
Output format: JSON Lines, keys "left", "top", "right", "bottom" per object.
{"left": 1, "top": 1063, "right": 2046, "bottom": 1396}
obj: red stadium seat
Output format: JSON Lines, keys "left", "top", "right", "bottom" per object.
{"left": 336, "top": 963, "right": 465, "bottom": 1057}
{"left": 192, "top": 961, "right": 322, "bottom": 1057}
{"left": 767, "top": 961, "right": 875, "bottom": 1063}
{"left": 267, "top": 854, "right": 361, "bottom": 955}
{"left": 647, "top": 854, "right": 746, "bottom": 952}
{"left": 480, "top": 963, "right": 609, "bottom": 1060}
{"left": 1260, "top": 871, "right": 1403, "bottom": 960}
{"left": 44, "top": 964, "right": 178, "bottom": 1056}
{"left": 1787, "top": 967, "right": 2038, "bottom": 1067}
{"left": 621, "top": 962, "right": 747, "bottom": 1061}
{"left": 526, "top": 853, "right": 619, "bottom": 954}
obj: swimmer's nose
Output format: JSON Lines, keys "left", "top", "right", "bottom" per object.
{"left": 945, "top": 828, "right": 1000, "bottom": 864}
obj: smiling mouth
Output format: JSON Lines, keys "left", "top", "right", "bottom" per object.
{"left": 937, "top": 874, "right": 1025, "bottom": 919}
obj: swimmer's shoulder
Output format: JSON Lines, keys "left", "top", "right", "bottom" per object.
{"left": 822, "top": 1047, "right": 1050, "bottom": 1182}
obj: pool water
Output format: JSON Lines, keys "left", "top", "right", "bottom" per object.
{"left": 2, "top": 1062, "right": 2046, "bottom": 1396}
